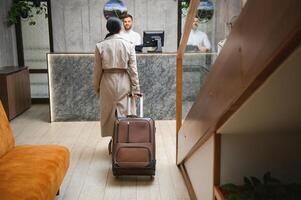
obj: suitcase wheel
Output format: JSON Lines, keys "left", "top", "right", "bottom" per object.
{"left": 108, "top": 139, "right": 112, "bottom": 155}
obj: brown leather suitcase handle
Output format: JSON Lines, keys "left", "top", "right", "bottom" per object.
{"left": 126, "top": 115, "right": 138, "bottom": 118}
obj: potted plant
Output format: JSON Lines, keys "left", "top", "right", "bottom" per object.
{"left": 180, "top": 0, "right": 190, "bottom": 17}
{"left": 219, "top": 172, "right": 301, "bottom": 200}
{"left": 7, "top": 0, "right": 48, "bottom": 26}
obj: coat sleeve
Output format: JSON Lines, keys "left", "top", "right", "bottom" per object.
{"left": 93, "top": 46, "right": 103, "bottom": 95}
{"left": 128, "top": 44, "right": 140, "bottom": 94}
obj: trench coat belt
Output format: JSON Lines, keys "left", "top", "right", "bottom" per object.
{"left": 103, "top": 68, "right": 127, "bottom": 73}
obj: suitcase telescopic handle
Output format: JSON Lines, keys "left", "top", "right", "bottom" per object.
{"left": 127, "top": 93, "right": 143, "bottom": 118}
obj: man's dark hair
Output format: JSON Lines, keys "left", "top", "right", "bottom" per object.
{"left": 123, "top": 14, "right": 133, "bottom": 20}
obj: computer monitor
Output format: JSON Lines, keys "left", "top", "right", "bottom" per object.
{"left": 143, "top": 31, "right": 164, "bottom": 53}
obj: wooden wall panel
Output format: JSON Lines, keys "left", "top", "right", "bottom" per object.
{"left": 177, "top": 0, "right": 301, "bottom": 164}
{"left": 219, "top": 44, "right": 301, "bottom": 134}
{"left": 0, "top": 78, "right": 9, "bottom": 116}
{"left": 0, "top": 68, "right": 31, "bottom": 120}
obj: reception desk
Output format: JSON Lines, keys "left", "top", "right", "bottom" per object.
{"left": 0, "top": 66, "right": 31, "bottom": 120}
{"left": 47, "top": 53, "right": 214, "bottom": 122}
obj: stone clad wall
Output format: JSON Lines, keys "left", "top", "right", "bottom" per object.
{"left": 48, "top": 53, "right": 212, "bottom": 121}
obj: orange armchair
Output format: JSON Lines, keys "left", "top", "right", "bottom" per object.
{"left": 0, "top": 101, "right": 70, "bottom": 200}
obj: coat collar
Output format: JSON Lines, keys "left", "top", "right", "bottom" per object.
{"left": 105, "top": 33, "right": 124, "bottom": 40}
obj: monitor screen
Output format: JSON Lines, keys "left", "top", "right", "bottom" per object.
{"left": 143, "top": 31, "right": 164, "bottom": 47}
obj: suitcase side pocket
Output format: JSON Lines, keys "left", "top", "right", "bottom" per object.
{"left": 114, "top": 146, "right": 152, "bottom": 168}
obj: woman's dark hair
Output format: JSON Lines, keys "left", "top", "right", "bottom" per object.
{"left": 105, "top": 17, "right": 122, "bottom": 38}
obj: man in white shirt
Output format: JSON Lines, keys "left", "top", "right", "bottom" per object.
{"left": 187, "top": 17, "right": 211, "bottom": 53}
{"left": 120, "top": 14, "right": 142, "bottom": 46}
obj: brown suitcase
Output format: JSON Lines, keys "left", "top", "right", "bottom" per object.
{"left": 112, "top": 94, "right": 156, "bottom": 177}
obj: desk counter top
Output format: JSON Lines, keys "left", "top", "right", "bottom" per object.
{"left": 0, "top": 66, "right": 28, "bottom": 75}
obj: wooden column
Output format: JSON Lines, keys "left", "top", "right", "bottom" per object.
{"left": 176, "top": 0, "right": 199, "bottom": 163}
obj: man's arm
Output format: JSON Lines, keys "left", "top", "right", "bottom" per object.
{"left": 136, "top": 32, "right": 142, "bottom": 46}
{"left": 93, "top": 46, "right": 103, "bottom": 95}
{"left": 198, "top": 32, "right": 211, "bottom": 53}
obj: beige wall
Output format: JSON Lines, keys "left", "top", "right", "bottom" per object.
{"left": 185, "top": 135, "right": 215, "bottom": 200}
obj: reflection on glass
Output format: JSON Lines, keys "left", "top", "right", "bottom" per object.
{"left": 103, "top": 0, "right": 128, "bottom": 19}
{"left": 21, "top": 2, "right": 50, "bottom": 98}
{"left": 182, "top": 53, "right": 214, "bottom": 119}
{"left": 181, "top": 0, "right": 244, "bottom": 119}
{"left": 182, "top": 1, "right": 215, "bottom": 118}
{"left": 21, "top": 4, "right": 49, "bottom": 70}
{"left": 186, "top": 17, "right": 211, "bottom": 53}
{"left": 197, "top": 0, "right": 214, "bottom": 23}
{"left": 30, "top": 73, "right": 49, "bottom": 98}
{"left": 217, "top": 15, "right": 238, "bottom": 55}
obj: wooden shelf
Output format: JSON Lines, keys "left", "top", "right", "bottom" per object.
{"left": 214, "top": 185, "right": 225, "bottom": 200}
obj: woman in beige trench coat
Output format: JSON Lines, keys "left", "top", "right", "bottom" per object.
{"left": 93, "top": 17, "right": 140, "bottom": 138}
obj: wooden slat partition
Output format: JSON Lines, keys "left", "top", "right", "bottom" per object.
{"left": 177, "top": 0, "right": 301, "bottom": 165}
{"left": 179, "top": 164, "right": 197, "bottom": 200}
{"left": 214, "top": 186, "right": 224, "bottom": 200}
{"left": 175, "top": 1, "right": 200, "bottom": 197}
{"left": 176, "top": 0, "right": 199, "bottom": 163}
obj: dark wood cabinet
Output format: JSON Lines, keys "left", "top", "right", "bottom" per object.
{"left": 0, "top": 66, "right": 31, "bottom": 120}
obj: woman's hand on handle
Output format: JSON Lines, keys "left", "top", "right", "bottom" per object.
{"left": 129, "top": 93, "right": 142, "bottom": 99}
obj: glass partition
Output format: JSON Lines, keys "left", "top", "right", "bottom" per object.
{"left": 182, "top": 53, "right": 215, "bottom": 119}
{"left": 21, "top": 1, "right": 50, "bottom": 99}
{"left": 30, "top": 73, "right": 49, "bottom": 98}
{"left": 180, "top": 0, "right": 244, "bottom": 119}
